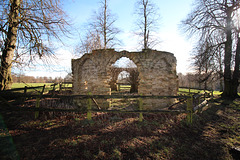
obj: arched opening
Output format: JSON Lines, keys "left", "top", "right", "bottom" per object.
{"left": 109, "top": 57, "right": 139, "bottom": 94}
{"left": 118, "top": 71, "right": 130, "bottom": 81}
{"left": 112, "top": 57, "right": 137, "bottom": 68}
{"left": 117, "top": 71, "right": 130, "bottom": 92}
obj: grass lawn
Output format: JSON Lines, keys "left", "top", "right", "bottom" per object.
{"left": 11, "top": 83, "right": 224, "bottom": 96}
{"left": 10, "top": 83, "right": 73, "bottom": 94}
{"left": 178, "top": 88, "right": 222, "bottom": 96}
{"left": 11, "top": 83, "right": 53, "bottom": 89}
{"left": 11, "top": 83, "right": 55, "bottom": 93}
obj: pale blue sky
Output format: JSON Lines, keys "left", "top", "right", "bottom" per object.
{"left": 15, "top": 0, "right": 195, "bottom": 78}
{"left": 65, "top": 0, "right": 194, "bottom": 44}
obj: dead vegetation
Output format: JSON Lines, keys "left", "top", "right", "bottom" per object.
{"left": 0, "top": 97, "right": 240, "bottom": 159}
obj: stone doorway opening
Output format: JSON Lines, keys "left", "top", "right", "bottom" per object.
{"left": 109, "top": 57, "right": 139, "bottom": 94}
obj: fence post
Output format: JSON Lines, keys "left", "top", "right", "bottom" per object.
{"left": 87, "top": 92, "right": 92, "bottom": 121}
{"left": 138, "top": 94, "right": 143, "bottom": 122}
{"left": 41, "top": 85, "right": 46, "bottom": 96}
{"left": 35, "top": 97, "right": 40, "bottom": 119}
{"left": 24, "top": 86, "right": 27, "bottom": 94}
{"left": 204, "top": 91, "right": 206, "bottom": 100}
{"left": 22, "top": 86, "right": 27, "bottom": 102}
{"left": 59, "top": 83, "right": 62, "bottom": 92}
{"left": 187, "top": 95, "right": 193, "bottom": 124}
{"left": 51, "top": 83, "right": 56, "bottom": 95}
{"left": 118, "top": 84, "right": 120, "bottom": 92}
{"left": 197, "top": 92, "right": 200, "bottom": 106}
{"left": 35, "top": 85, "right": 46, "bottom": 119}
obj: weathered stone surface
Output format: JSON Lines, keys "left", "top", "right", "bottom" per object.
{"left": 72, "top": 49, "right": 178, "bottom": 109}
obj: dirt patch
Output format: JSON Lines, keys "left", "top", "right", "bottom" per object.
{"left": 1, "top": 97, "right": 240, "bottom": 159}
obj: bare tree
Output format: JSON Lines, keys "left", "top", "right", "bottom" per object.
{"left": 191, "top": 38, "right": 223, "bottom": 90}
{"left": 182, "top": 0, "right": 240, "bottom": 98}
{"left": 134, "top": 0, "right": 160, "bottom": 49}
{"left": 91, "top": 0, "right": 120, "bottom": 49}
{"left": 0, "top": 0, "right": 70, "bottom": 90}
{"left": 75, "top": 0, "right": 120, "bottom": 56}
{"left": 75, "top": 29, "right": 102, "bottom": 56}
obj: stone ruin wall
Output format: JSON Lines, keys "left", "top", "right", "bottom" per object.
{"left": 72, "top": 49, "right": 178, "bottom": 109}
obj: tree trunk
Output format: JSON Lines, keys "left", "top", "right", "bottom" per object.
{"left": 222, "top": 10, "right": 233, "bottom": 98}
{"left": 231, "top": 36, "right": 240, "bottom": 97}
{"left": 0, "top": 0, "right": 20, "bottom": 90}
{"left": 143, "top": 0, "right": 148, "bottom": 49}
{"left": 222, "top": 34, "right": 240, "bottom": 98}
{"left": 103, "top": 0, "right": 107, "bottom": 49}
{"left": 219, "top": 58, "right": 224, "bottom": 92}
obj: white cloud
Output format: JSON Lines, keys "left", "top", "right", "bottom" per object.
{"left": 12, "top": 47, "right": 74, "bottom": 78}
{"left": 53, "top": 48, "right": 74, "bottom": 68}
{"left": 156, "top": 31, "right": 193, "bottom": 74}
{"left": 23, "top": 69, "right": 69, "bottom": 78}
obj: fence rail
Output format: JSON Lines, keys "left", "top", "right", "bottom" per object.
{"left": 0, "top": 86, "right": 212, "bottom": 124}
{"left": 0, "top": 82, "right": 73, "bottom": 95}
{"left": 0, "top": 92, "right": 192, "bottom": 100}
{"left": 179, "top": 86, "right": 213, "bottom": 91}
{"left": 1, "top": 85, "right": 45, "bottom": 93}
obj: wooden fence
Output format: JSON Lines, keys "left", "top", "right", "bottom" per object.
{"left": 1, "top": 82, "right": 73, "bottom": 95}
{"left": 0, "top": 82, "right": 213, "bottom": 123}
{"left": 50, "top": 82, "right": 72, "bottom": 94}
{"left": 0, "top": 85, "right": 212, "bottom": 124}
{"left": 180, "top": 86, "right": 214, "bottom": 94}
{"left": 2, "top": 85, "right": 45, "bottom": 94}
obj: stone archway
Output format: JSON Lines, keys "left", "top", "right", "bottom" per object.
{"left": 72, "top": 49, "right": 178, "bottom": 95}
{"left": 109, "top": 67, "right": 138, "bottom": 93}
{"left": 72, "top": 49, "right": 178, "bottom": 109}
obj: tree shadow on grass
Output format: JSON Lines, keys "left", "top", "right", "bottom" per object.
{"left": 1, "top": 110, "right": 145, "bottom": 159}
{"left": 1, "top": 111, "right": 174, "bottom": 159}
{"left": 146, "top": 98, "right": 234, "bottom": 160}
{"left": 1, "top": 98, "right": 236, "bottom": 160}
{"left": 60, "top": 113, "right": 179, "bottom": 160}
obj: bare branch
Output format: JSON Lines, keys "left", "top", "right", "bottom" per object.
{"left": 181, "top": 0, "right": 240, "bottom": 97}
{"left": 134, "top": 0, "right": 160, "bottom": 49}
{"left": 0, "top": 0, "right": 71, "bottom": 90}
